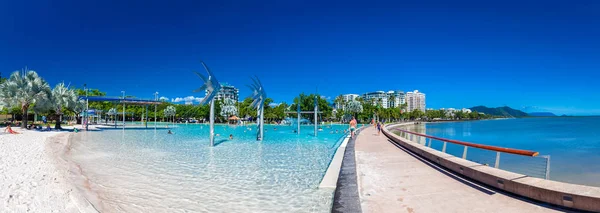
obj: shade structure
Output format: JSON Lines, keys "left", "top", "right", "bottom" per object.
{"left": 78, "top": 96, "right": 162, "bottom": 105}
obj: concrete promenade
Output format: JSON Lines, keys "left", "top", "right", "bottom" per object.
{"left": 354, "top": 126, "right": 569, "bottom": 213}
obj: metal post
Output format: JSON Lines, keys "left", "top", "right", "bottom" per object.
{"left": 122, "top": 91, "right": 125, "bottom": 128}
{"left": 145, "top": 105, "right": 148, "bottom": 129}
{"left": 297, "top": 97, "right": 300, "bottom": 134}
{"left": 494, "top": 152, "right": 501, "bottom": 168}
{"left": 85, "top": 85, "right": 89, "bottom": 131}
{"left": 545, "top": 155, "right": 551, "bottom": 180}
{"left": 154, "top": 92, "right": 158, "bottom": 128}
{"left": 428, "top": 138, "right": 432, "bottom": 147}
{"left": 260, "top": 107, "right": 264, "bottom": 141}
{"left": 314, "top": 95, "right": 318, "bottom": 137}
{"left": 442, "top": 142, "right": 447, "bottom": 153}
{"left": 462, "top": 146, "right": 468, "bottom": 159}
{"left": 209, "top": 99, "right": 215, "bottom": 146}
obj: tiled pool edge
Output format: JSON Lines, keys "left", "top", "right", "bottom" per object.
{"left": 319, "top": 135, "right": 350, "bottom": 188}
{"left": 331, "top": 128, "right": 364, "bottom": 213}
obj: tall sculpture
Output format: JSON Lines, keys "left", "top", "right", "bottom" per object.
{"left": 194, "top": 61, "right": 222, "bottom": 146}
{"left": 248, "top": 76, "right": 266, "bottom": 141}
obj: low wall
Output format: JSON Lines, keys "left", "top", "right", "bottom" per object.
{"left": 383, "top": 123, "right": 600, "bottom": 212}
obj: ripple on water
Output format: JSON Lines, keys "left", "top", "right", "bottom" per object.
{"left": 69, "top": 125, "right": 345, "bottom": 212}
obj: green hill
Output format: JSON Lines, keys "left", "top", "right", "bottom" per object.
{"left": 469, "top": 106, "right": 529, "bottom": 117}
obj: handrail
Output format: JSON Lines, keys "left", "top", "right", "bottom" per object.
{"left": 392, "top": 128, "right": 539, "bottom": 157}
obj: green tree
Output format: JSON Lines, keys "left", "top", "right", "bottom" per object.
{"left": 51, "top": 83, "right": 78, "bottom": 129}
{"left": 0, "top": 70, "right": 52, "bottom": 128}
{"left": 164, "top": 106, "right": 176, "bottom": 122}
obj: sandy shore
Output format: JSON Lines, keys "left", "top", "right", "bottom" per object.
{"left": 0, "top": 128, "right": 98, "bottom": 212}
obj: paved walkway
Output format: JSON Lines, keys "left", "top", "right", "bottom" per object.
{"left": 354, "top": 126, "right": 568, "bottom": 213}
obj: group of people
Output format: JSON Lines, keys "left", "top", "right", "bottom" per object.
{"left": 3, "top": 123, "right": 56, "bottom": 135}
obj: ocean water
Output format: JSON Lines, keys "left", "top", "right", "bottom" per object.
{"left": 399, "top": 117, "right": 600, "bottom": 187}
{"left": 68, "top": 124, "right": 349, "bottom": 212}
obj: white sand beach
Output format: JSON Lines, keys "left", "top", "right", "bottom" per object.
{"left": 0, "top": 128, "right": 98, "bottom": 212}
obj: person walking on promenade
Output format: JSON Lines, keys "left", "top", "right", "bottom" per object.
{"left": 349, "top": 117, "right": 357, "bottom": 138}
{"left": 377, "top": 122, "right": 382, "bottom": 136}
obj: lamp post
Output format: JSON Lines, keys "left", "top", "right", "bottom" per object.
{"left": 84, "top": 84, "right": 89, "bottom": 131}
{"left": 154, "top": 92, "right": 158, "bottom": 128}
{"left": 121, "top": 91, "right": 125, "bottom": 128}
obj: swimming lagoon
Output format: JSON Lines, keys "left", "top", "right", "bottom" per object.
{"left": 68, "top": 124, "right": 349, "bottom": 212}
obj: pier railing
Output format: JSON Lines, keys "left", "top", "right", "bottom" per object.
{"left": 391, "top": 128, "right": 551, "bottom": 179}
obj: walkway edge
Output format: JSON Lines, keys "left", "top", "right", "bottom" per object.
{"left": 384, "top": 123, "right": 600, "bottom": 212}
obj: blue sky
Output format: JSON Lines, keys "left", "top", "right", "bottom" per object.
{"left": 1, "top": 0, "right": 599, "bottom": 115}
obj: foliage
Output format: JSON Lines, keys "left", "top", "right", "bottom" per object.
{"left": 220, "top": 98, "right": 238, "bottom": 118}
{"left": 346, "top": 100, "right": 363, "bottom": 116}
{"left": 164, "top": 106, "right": 176, "bottom": 117}
{"left": 289, "top": 93, "right": 333, "bottom": 123}
{"left": 107, "top": 108, "right": 117, "bottom": 115}
{"left": 0, "top": 69, "right": 52, "bottom": 127}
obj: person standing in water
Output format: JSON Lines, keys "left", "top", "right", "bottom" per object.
{"left": 349, "top": 117, "right": 357, "bottom": 138}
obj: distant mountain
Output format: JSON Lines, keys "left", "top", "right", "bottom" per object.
{"left": 469, "top": 106, "right": 529, "bottom": 117}
{"left": 528, "top": 112, "right": 557, "bottom": 117}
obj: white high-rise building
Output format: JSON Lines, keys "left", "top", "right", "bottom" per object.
{"left": 387, "top": 90, "right": 405, "bottom": 108}
{"left": 361, "top": 90, "right": 405, "bottom": 109}
{"left": 406, "top": 90, "right": 426, "bottom": 112}
{"left": 362, "top": 91, "right": 388, "bottom": 108}
{"left": 206, "top": 83, "right": 239, "bottom": 102}
{"left": 335, "top": 94, "right": 359, "bottom": 110}
{"left": 342, "top": 94, "right": 359, "bottom": 102}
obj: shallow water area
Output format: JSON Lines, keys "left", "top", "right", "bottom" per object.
{"left": 68, "top": 124, "right": 349, "bottom": 212}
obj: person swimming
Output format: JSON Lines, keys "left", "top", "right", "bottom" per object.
{"left": 168, "top": 130, "right": 173, "bottom": 134}
{"left": 229, "top": 134, "right": 233, "bottom": 140}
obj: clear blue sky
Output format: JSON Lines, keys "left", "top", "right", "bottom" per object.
{"left": 1, "top": 0, "right": 599, "bottom": 115}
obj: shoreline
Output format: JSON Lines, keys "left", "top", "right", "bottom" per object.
{"left": 47, "top": 132, "right": 103, "bottom": 212}
{"left": 0, "top": 128, "right": 100, "bottom": 212}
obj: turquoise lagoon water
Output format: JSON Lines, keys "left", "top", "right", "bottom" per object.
{"left": 69, "top": 124, "right": 349, "bottom": 212}
{"left": 400, "top": 117, "right": 600, "bottom": 187}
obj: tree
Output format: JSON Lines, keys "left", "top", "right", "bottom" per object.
{"left": 107, "top": 108, "right": 117, "bottom": 122}
{"left": 164, "top": 106, "right": 176, "bottom": 122}
{"left": 289, "top": 93, "right": 334, "bottom": 123}
{"left": 346, "top": 100, "right": 363, "bottom": 118}
{"left": 220, "top": 98, "right": 238, "bottom": 119}
{"left": 51, "top": 83, "right": 78, "bottom": 129}
{"left": 0, "top": 70, "right": 52, "bottom": 128}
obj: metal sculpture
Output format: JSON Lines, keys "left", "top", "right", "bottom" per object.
{"left": 194, "top": 61, "right": 222, "bottom": 146}
{"left": 248, "top": 76, "right": 266, "bottom": 141}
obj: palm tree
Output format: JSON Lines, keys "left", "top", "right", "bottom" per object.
{"left": 0, "top": 69, "right": 51, "bottom": 128}
{"left": 51, "top": 83, "right": 78, "bottom": 129}
{"left": 107, "top": 108, "right": 117, "bottom": 123}
{"left": 164, "top": 106, "right": 176, "bottom": 123}
{"left": 346, "top": 100, "right": 363, "bottom": 118}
